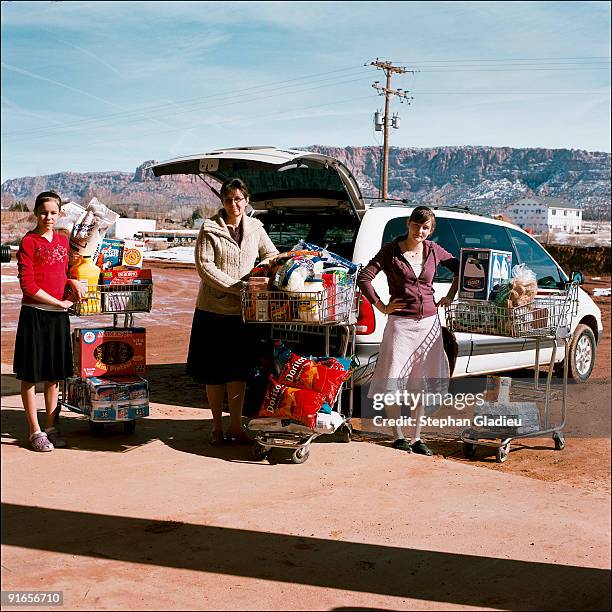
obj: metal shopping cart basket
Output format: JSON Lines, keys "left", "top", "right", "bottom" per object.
{"left": 445, "top": 281, "right": 579, "bottom": 462}
{"left": 241, "top": 273, "right": 359, "bottom": 463}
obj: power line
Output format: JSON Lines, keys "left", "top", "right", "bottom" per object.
{"left": 394, "top": 56, "right": 611, "bottom": 62}
{"left": 6, "top": 57, "right": 608, "bottom": 139}
{"left": 370, "top": 59, "right": 414, "bottom": 199}
{"left": 2, "top": 65, "right": 368, "bottom": 138}
{"left": 3, "top": 72, "right": 372, "bottom": 140}
{"left": 5, "top": 93, "right": 380, "bottom": 156}
{"left": 409, "top": 90, "right": 611, "bottom": 95}
{"left": 416, "top": 67, "right": 611, "bottom": 72}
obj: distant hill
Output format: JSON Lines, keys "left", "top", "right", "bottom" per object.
{"left": 2, "top": 146, "right": 610, "bottom": 220}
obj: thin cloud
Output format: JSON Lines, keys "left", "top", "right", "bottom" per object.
{"left": 1, "top": 62, "right": 176, "bottom": 131}
{"left": 1, "top": 62, "right": 126, "bottom": 109}
{"left": 50, "top": 36, "right": 122, "bottom": 76}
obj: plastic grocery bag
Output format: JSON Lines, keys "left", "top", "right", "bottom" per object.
{"left": 493, "top": 263, "right": 538, "bottom": 308}
{"left": 56, "top": 201, "right": 86, "bottom": 235}
{"left": 70, "top": 198, "right": 120, "bottom": 257}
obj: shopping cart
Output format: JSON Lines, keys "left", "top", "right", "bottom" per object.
{"left": 57, "top": 284, "right": 153, "bottom": 434}
{"left": 241, "top": 274, "right": 359, "bottom": 463}
{"left": 445, "top": 281, "right": 579, "bottom": 462}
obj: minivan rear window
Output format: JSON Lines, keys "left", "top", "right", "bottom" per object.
{"left": 381, "top": 216, "right": 459, "bottom": 281}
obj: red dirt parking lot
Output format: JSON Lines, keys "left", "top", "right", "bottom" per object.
{"left": 1, "top": 261, "right": 610, "bottom": 493}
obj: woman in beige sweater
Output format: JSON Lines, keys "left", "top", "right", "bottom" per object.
{"left": 186, "top": 178, "right": 278, "bottom": 446}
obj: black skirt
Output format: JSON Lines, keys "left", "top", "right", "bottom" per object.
{"left": 186, "top": 309, "right": 262, "bottom": 385}
{"left": 13, "top": 306, "right": 73, "bottom": 383}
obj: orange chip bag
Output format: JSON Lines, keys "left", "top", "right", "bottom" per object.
{"left": 278, "top": 354, "right": 350, "bottom": 403}
{"left": 258, "top": 376, "right": 324, "bottom": 429}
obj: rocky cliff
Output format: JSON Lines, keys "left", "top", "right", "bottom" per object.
{"left": 305, "top": 146, "right": 610, "bottom": 217}
{"left": 2, "top": 146, "right": 610, "bottom": 219}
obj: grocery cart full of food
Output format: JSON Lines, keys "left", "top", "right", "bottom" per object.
{"left": 241, "top": 242, "right": 359, "bottom": 463}
{"left": 56, "top": 198, "right": 153, "bottom": 435}
{"left": 445, "top": 249, "right": 579, "bottom": 463}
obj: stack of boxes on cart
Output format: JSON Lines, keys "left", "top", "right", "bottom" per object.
{"left": 58, "top": 198, "right": 152, "bottom": 425}
{"left": 68, "top": 327, "right": 149, "bottom": 422}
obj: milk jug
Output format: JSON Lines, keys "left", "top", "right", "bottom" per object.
{"left": 70, "top": 255, "right": 102, "bottom": 313}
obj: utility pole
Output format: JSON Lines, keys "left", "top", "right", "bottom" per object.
{"left": 370, "top": 59, "right": 413, "bottom": 199}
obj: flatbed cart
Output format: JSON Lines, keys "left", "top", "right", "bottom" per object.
{"left": 57, "top": 284, "right": 153, "bottom": 435}
{"left": 445, "top": 280, "right": 579, "bottom": 463}
{"left": 241, "top": 275, "right": 359, "bottom": 464}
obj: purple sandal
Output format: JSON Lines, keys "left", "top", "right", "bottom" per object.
{"left": 30, "top": 432, "right": 54, "bottom": 452}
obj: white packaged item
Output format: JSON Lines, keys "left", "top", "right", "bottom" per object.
{"left": 56, "top": 201, "right": 86, "bottom": 235}
{"left": 297, "top": 279, "right": 325, "bottom": 322}
{"left": 70, "top": 198, "right": 120, "bottom": 258}
{"left": 474, "top": 376, "right": 540, "bottom": 435}
{"left": 313, "top": 411, "right": 344, "bottom": 433}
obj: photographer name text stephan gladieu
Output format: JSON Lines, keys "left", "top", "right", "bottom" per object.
{"left": 369, "top": 390, "right": 526, "bottom": 428}
{"left": 371, "top": 415, "right": 525, "bottom": 428}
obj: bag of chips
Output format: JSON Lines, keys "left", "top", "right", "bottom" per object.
{"left": 277, "top": 353, "right": 350, "bottom": 404}
{"left": 257, "top": 377, "right": 325, "bottom": 429}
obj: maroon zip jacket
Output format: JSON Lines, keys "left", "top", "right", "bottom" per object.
{"left": 357, "top": 237, "right": 459, "bottom": 320}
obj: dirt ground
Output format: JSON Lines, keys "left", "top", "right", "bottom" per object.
{"left": 1, "top": 260, "right": 610, "bottom": 610}
{"left": 1, "top": 261, "right": 610, "bottom": 493}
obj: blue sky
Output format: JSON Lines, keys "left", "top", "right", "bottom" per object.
{"left": 1, "top": 0, "right": 610, "bottom": 181}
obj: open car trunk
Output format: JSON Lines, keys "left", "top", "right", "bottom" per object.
{"left": 150, "top": 146, "right": 365, "bottom": 223}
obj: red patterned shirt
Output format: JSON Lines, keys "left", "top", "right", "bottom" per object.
{"left": 17, "top": 231, "right": 70, "bottom": 306}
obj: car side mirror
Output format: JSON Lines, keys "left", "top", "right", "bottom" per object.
{"left": 570, "top": 271, "right": 584, "bottom": 285}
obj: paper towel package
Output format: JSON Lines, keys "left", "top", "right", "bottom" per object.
{"left": 65, "top": 376, "right": 149, "bottom": 421}
{"left": 473, "top": 376, "right": 540, "bottom": 436}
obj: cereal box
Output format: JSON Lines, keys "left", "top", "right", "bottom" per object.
{"left": 96, "top": 238, "right": 124, "bottom": 271}
{"left": 121, "top": 239, "right": 145, "bottom": 269}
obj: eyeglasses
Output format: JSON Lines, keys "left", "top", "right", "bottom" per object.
{"left": 222, "top": 196, "right": 246, "bottom": 205}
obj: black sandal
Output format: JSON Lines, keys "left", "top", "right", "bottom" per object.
{"left": 226, "top": 430, "right": 254, "bottom": 445}
{"left": 411, "top": 440, "right": 433, "bottom": 456}
{"left": 209, "top": 430, "right": 225, "bottom": 446}
{"left": 392, "top": 438, "right": 412, "bottom": 452}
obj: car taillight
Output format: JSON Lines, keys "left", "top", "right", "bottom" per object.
{"left": 356, "top": 293, "right": 376, "bottom": 335}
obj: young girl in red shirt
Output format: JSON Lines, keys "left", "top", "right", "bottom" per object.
{"left": 13, "top": 191, "right": 86, "bottom": 452}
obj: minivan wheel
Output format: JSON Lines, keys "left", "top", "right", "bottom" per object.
{"left": 568, "top": 324, "right": 596, "bottom": 382}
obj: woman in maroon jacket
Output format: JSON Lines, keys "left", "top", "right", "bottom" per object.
{"left": 13, "top": 191, "right": 85, "bottom": 452}
{"left": 357, "top": 206, "right": 459, "bottom": 455}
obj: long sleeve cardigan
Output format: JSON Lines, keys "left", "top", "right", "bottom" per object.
{"left": 357, "top": 237, "right": 459, "bottom": 320}
{"left": 194, "top": 211, "right": 278, "bottom": 315}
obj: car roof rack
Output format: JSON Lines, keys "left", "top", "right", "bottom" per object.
{"left": 367, "top": 199, "right": 474, "bottom": 214}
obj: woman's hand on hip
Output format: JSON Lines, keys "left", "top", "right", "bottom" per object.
{"left": 377, "top": 298, "right": 407, "bottom": 315}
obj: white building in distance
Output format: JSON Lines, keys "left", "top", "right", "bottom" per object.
{"left": 505, "top": 196, "right": 582, "bottom": 234}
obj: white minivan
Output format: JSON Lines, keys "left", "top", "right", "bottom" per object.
{"left": 151, "top": 146, "right": 603, "bottom": 383}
